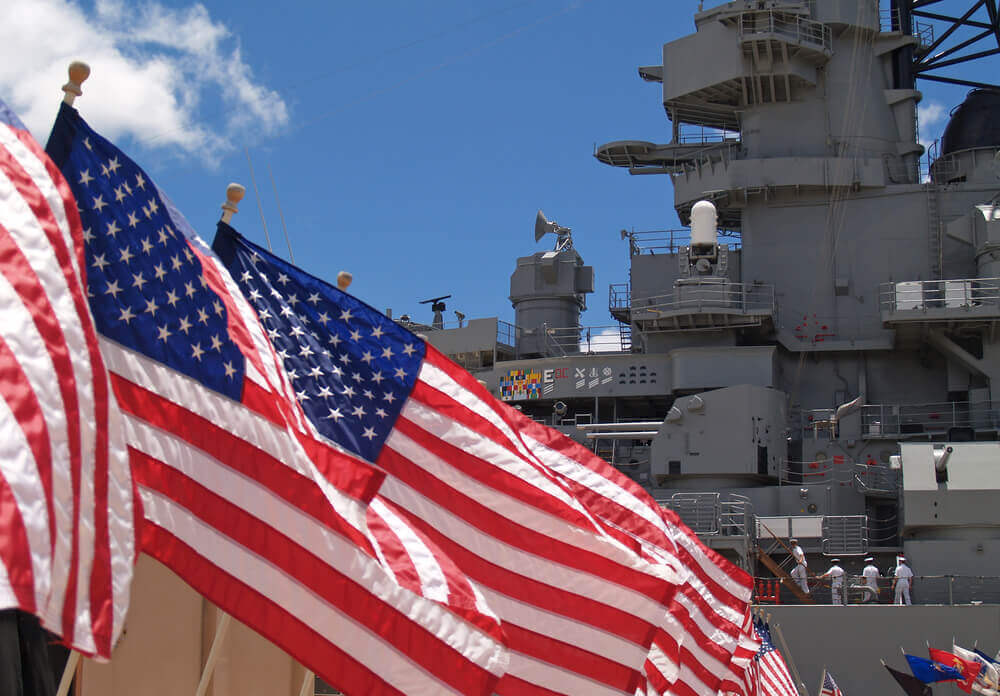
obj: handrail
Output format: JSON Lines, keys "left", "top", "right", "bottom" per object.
{"left": 880, "top": 277, "right": 1000, "bottom": 314}
{"left": 755, "top": 574, "right": 1000, "bottom": 606}
{"left": 861, "top": 399, "right": 999, "bottom": 437}
{"left": 738, "top": 9, "right": 833, "bottom": 53}
{"left": 622, "top": 282, "right": 776, "bottom": 316}
{"left": 622, "top": 229, "right": 742, "bottom": 256}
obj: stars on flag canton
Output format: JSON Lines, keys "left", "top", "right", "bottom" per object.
{"left": 220, "top": 229, "right": 425, "bottom": 463}
{"left": 62, "top": 121, "right": 244, "bottom": 400}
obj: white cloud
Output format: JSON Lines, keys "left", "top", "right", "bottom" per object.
{"left": 580, "top": 326, "right": 625, "bottom": 353}
{"left": 918, "top": 100, "right": 948, "bottom": 152}
{"left": 0, "top": 0, "right": 288, "bottom": 160}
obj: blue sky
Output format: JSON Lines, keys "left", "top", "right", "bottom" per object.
{"left": 4, "top": 0, "right": 997, "bottom": 330}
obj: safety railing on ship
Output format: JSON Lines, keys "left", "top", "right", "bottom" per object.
{"left": 620, "top": 228, "right": 742, "bottom": 257}
{"left": 660, "top": 493, "right": 753, "bottom": 539}
{"left": 861, "top": 400, "right": 1000, "bottom": 437}
{"left": 879, "top": 7, "right": 934, "bottom": 45}
{"left": 738, "top": 10, "right": 833, "bottom": 53}
{"left": 539, "top": 323, "right": 630, "bottom": 356}
{"left": 821, "top": 515, "right": 868, "bottom": 556}
{"left": 879, "top": 277, "right": 1000, "bottom": 314}
{"left": 756, "top": 575, "right": 1000, "bottom": 606}
{"left": 625, "top": 282, "right": 776, "bottom": 317}
{"left": 778, "top": 458, "right": 898, "bottom": 494}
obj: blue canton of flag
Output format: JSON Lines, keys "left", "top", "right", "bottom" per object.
{"left": 45, "top": 103, "right": 244, "bottom": 400}
{"left": 755, "top": 617, "right": 776, "bottom": 657}
{"left": 212, "top": 225, "right": 424, "bottom": 463}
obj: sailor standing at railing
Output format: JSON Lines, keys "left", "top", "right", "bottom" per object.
{"left": 819, "top": 559, "right": 846, "bottom": 605}
{"left": 789, "top": 538, "right": 810, "bottom": 595}
{"left": 893, "top": 557, "right": 914, "bottom": 605}
{"left": 862, "top": 557, "right": 880, "bottom": 602}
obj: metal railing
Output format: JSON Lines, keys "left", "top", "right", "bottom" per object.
{"left": 821, "top": 515, "right": 868, "bottom": 556}
{"left": 621, "top": 229, "right": 742, "bottom": 256}
{"left": 719, "top": 496, "right": 754, "bottom": 537}
{"left": 755, "top": 574, "right": 1000, "bottom": 606}
{"left": 666, "top": 493, "right": 721, "bottom": 535}
{"left": 862, "top": 400, "right": 1000, "bottom": 437}
{"left": 880, "top": 277, "right": 1000, "bottom": 314}
{"left": 496, "top": 319, "right": 518, "bottom": 347}
{"left": 738, "top": 10, "right": 833, "bottom": 53}
{"left": 777, "top": 458, "right": 898, "bottom": 495}
{"left": 879, "top": 8, "right": 935, "bottom": 46}
{"left": 624, "top": 282, "right": 776, "bottom": 318}
{"left": 677, "top": 124, "right": 742, "bottom": 145}
{"left": 539, "top": 324, "right": 630, "bottom": 355}
{"left": 661, "top": 493, "right": 753, "bottom": 538}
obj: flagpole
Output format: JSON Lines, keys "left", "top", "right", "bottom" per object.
{"left": 55, "top": 650, "right": 81, "bottom": 696}
{"left": 195, "top": 610, "right": 232, "bottom": 696}
{"left": 773, "top": 619, "right": 810, "bottom": 696}
{"left": 297, "top": 670, "right": 314, "bottom": 696}
{"left": 55, "top": 63, "right": 88, "bottom": 696}
{"left": 817, "top": 666, "right": 826, "bottom": 696}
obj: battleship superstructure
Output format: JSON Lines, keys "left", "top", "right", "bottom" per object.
{"left": 399, "top": 2, "right": 1000, "bottom": 690}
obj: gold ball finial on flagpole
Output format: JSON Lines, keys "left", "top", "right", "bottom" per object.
{"left": 336, "top": 271, "right": 353, "bottom": 291}
{"left": 62, "top": 61, "right": 91, "bottom": 105}
{"left": 221, "top": 183, "right": 246, "bottom": 224}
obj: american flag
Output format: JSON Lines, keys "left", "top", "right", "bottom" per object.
{"left": 745, "top": 618, "right": 799, "bottom": 696}
{"left": 46, "top": 102, "right": 509, "bottom": 695}
{"left": 819, "top": 669, "right": 843, "bottom": 696}
{"left": 0, "top": 98, "right": 134, "bottom": 658}
{"left": 506, "top": 415, "right": 759, "bottom": 696}
{"left": 214, "top": 225, "right": 685, "bottom": 695}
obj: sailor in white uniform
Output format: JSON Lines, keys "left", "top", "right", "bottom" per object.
{"left": 820, "top": 559, "right": 846, "bottom": 605}
{"left": 788, "top": 538, "right": 809, "bottom": 595}
{"left": 862, "top": 556, "right": 880, "bottom": 602}
{"left": 893, "top": 557, "right": 914, "bottom": 605}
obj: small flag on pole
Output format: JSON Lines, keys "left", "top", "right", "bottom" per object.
{"left": 905, "top": 654, "right": 963, "bottom": 684}
{"left": 820, "top": 668, "right": 845, "bottom": 696}
{"left": 885, "top": 664, "right": 932, "bottom": 696}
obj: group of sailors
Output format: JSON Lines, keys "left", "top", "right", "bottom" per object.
{"left": 787, "top": 539, "right": 913, "bottom": 605}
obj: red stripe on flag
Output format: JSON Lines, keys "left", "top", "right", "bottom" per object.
{"left": 0, "top": 134, "right": 117, "bottom": 653}
{"left": 380, "top": 427, "right": 669, "bottom": 611}
{"left": 112, "top": 375, "right": 376, "bottom": 553}
{"left": 385, "top": 494, "right": 656, "bottom": 659}
{"left": 139, "top": 523, "right": 407, "bottom": 696}
{"left": 135, "top": 454, "right": 501, "bottom": 695}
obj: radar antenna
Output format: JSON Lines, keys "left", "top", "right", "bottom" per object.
{"left": 419, "top": 295, "right": 452, "bottom": 330}
{"left": 535, "top": 210, "right": 574, "bottom": 252}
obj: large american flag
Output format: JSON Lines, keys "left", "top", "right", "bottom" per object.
{"left": 214, "top": 225, "right": 754, "bottom": 696}
{"left": 0, "top": 98, "right": 134, "bottom": 659}
{"left": 45, "top": 102, "right": 509, "bottom": 695}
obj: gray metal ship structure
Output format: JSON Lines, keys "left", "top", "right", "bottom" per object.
{"left": 398, "top": 2, "right": 1000, "bottom": 691}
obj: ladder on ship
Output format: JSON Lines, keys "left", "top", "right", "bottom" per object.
{"left": 926, "top": 183, "right": 942, "bottom": 279}
{"left": 756, "top": 547, "right": 816, "bottom": 604}
{"left": 618, "top": 322, "right": 632, "bottom": 352}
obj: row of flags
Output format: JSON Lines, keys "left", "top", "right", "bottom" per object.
{"left": 0, "top": 79, "right": 762, "bottom": 695}
{"left": 888, "top": 645, "right": 1000, "bottom": 695}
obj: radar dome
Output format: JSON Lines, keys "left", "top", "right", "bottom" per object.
{"left": 940, "top": 89, "right": 1000, "bottom": 156}
{"left": 690, "top": 200, "right": 718, "bottom": 248}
